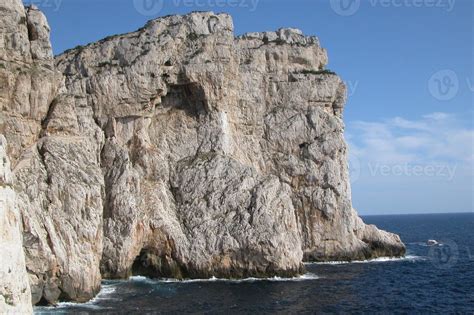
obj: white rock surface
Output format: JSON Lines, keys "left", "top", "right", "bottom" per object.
{"left": 0, "top": 2, "right": 405, "bottom": 307}
{"left": 0, "top": 136, "right": 32, "bottom": 314}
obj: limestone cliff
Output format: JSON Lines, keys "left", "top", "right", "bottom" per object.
{"left": 0, "top": 136, "right": 32, "bottom": 314}
{"left": 0, "top": 1, "right": 405, "bottom": 309}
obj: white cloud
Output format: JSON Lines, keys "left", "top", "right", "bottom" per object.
{"left": 347, "top": 112, "right": 474, "bottom": 166}
{"left": 346, "top": 112, "right": 474, "bottom": 214}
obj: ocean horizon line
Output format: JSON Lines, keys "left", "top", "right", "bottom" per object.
{"left": 361, "top": 211, "right": 473, "bottom": 217}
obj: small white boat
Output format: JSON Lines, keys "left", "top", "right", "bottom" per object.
{"left": 426, "top": 239, "right": 439, "bottom": 246}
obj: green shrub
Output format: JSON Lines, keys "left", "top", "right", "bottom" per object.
{"left": 298, "top": 69, "right": 336, "bottom": 75}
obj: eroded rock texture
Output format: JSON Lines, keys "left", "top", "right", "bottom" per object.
{"left": 1, "top": 1, "right": 101, "bottom": 307}
{"left": 0, "top": 136, "right": 32, "bottom": 314}
{"left": 0, "top": 1, "right": 405, "bottom": 308}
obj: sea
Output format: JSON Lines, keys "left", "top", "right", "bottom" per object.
{"left": 35, "top": 213, "right": 474, "bottom": 314}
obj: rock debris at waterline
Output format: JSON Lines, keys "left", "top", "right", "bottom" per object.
{"left": 0, "top": 1, "right": 405, "bottom": 311}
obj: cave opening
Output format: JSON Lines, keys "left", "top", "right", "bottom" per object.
{"left": 160, "top": 83, "right": 208, "bottom": 118}
{"left": 131, "top": 248, "right": 186, "bottom": 279}
{"left": 35, "top": 297, "right": 50, "bottom": 306}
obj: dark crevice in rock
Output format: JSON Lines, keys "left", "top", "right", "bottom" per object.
{"left": 26, "top": 19, "right": 38, "bottom": 41}
{"left": 40, "top": 98, "right": 58, "bottom": 137}
{"left": 362, "top": 238, "right": 406, "bottom": 259}
{"left": 37, "top": 143, "right": 51, "bottom": 187}
{"left": 35, "top": 296, "right": 50, "bottom": 307}
{"left": 169, "top": 183, "right": 182, "bottom": 205}
{"left": 160, "top": 83, "right": 208, "bottom": 117}
{"left": 132, "top": 248, "right": 187, "bottom": 279}
{"left": 24, "top": 6, "right": 46, "bottom": 62}
{"left": 299, "top": 142, "right": 309, "bottom": 149}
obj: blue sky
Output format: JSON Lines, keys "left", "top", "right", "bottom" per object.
{"left": 23, "top": 0, "right": 473, "bottom": 215}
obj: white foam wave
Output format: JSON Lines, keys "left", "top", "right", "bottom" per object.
{"left": 35, "top": 272, "right": 319, "bottom": 312}
{"left": 410, "top": 243, "right": 430, "bottom": 247}
{"left": 37, "top": 302, "right": 103, "bottom": 311}
{"left": 35, "top": 283, "right": 117, "bottom": 312}
{"left": 91, "top": 285, "right": 118, "bottom": 301}
{"left": 409, "top": 241, "right": 444, "bottom": 247}
{"left": 304, "top": 255, "right": 425, "bottom": 265}
{"left": 129, "top": 272, "right": 319, "bottom": 283}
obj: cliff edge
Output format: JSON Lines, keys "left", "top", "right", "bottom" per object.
{"left": 0, "top": 1, "right": 405, "bottom": 309}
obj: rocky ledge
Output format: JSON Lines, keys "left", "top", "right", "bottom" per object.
{"left": 0, "top": 1, "right": 405, "bottom": 311}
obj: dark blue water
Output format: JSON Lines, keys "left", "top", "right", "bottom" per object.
{"left": 36, "top": 213, "right": 474, "bottom": 314}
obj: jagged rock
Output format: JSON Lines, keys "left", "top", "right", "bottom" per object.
{"left": 1, "top": 0, "right": 100, "bottom": 306}
{"left": 168, "top": 153, "right": 303, "bottom": 278}
{"left": 0, "top": 136, "right": 32, "bottom": 314}
{"left": 0, "top": 1, "right": 405, "bottom": 308}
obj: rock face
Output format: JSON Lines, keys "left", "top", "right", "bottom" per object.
{"left": 0, "top": 1, "right": 405, "bottom": 308}
{"left": 1, "top": 1, "right": 101, "bottom": 307}
{"left": 0, "top": 136, "right": 32, "bottom": 314}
